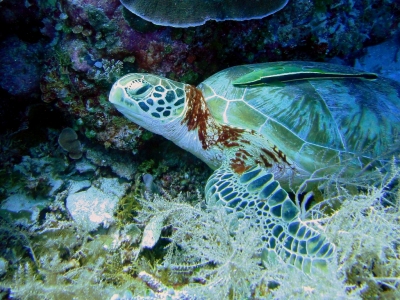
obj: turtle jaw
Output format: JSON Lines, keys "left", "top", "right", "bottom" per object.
{"left": 109, "top": 81, "right": 146, "bottom": 124}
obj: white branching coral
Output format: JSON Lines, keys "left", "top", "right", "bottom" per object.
{"left": 132, "top": 160, "right": 400, "bottom": 299}
{"left": 93, "top": 59, "right": 123, "bottom": 82}
{"left": 134, "top": 192, "right": 266, "bottom": 298}
{"left": 324, "top": 164, "right": 400, "bottom": 297}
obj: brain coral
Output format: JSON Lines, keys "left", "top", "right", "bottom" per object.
{"left": 120, "top": 0, "right": 289, "bottom": 27}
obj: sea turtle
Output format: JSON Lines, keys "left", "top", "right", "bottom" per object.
{"left": 109, "top": 61, "right": 400, "bottom": 273}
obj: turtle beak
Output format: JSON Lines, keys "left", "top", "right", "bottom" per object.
{"left": 109, "top": 83, "right": 123, "bottom": 106}
{"left": 109, "top": 81, "right": 143, "bottom": 123}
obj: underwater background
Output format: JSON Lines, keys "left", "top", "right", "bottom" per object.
{"left": 0, "top": 0, "right": 399, "bottom": 299}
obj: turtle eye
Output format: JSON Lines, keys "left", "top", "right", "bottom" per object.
{"left": 125, "top": 79, "right": 153, "bottom": 100}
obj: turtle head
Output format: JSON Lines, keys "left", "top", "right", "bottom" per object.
{"left": 109, "top": 73, "right": 187, "bottom": 135}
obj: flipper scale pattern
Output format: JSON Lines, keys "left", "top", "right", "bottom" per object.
{"left": 205, "top": 165, "right": 335, "bottom": 273}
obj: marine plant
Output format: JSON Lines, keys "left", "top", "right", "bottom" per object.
{"left": 114, "top": 175, "right": 143, "bottom": 228}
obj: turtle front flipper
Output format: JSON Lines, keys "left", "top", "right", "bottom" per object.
{"left": 205, "top": 165, "right": 335, "bottom": 274}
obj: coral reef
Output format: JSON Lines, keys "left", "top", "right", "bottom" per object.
{"left": 0, "top": 0, "right": 400, "bottom": 298}
{"left": 0, "top": 128, "right": 398, "bottom": 298}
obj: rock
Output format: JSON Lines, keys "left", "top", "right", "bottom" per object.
{"left": 96, "top": 177, "right": 130, "bottom": 199}
{"left": 0, "top": 257, "right": 8, "bottom": 278}
{"left": 0, "top": 36, "right": 42, "bottom": 96}
{"left": 66, "top": 186, "right": 119, "bottom": 231}
{"left": 66, "top": 178, "right": 129, "bottom": 231}
{"left": 86, "top": 147, "right": 137, "bottom": 180}
{"left": 354, "top": 35, "right": 400, "bottom": 83}
{"left": 68, "top": 180, "right": 92, "bottom": 194}
{"left": 75, "top": 160, "right": 97, "bottom": 173}
{"left": 0, "top": 194, "right": 50, "bottom": 226}
{"left": 48, "top": 178, "right": 64, "bottom": 196}
{"left": 12, "top": 155, "right": 67, "bottom": 198}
